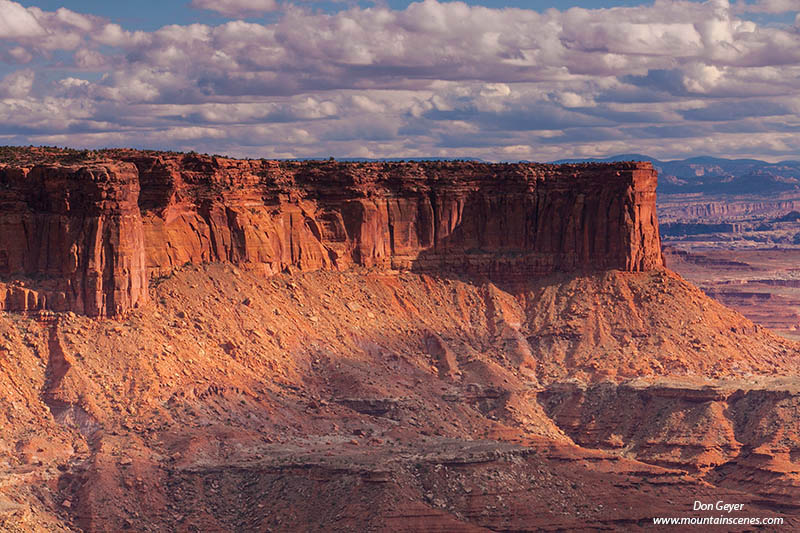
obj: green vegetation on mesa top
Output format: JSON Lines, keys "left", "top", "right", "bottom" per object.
{"left": 0, "top": 146, "right": 177, "bottom": 165}
{"left": 0, "top": 146, "right": 235, "bottom": 166}
{"left": 0, "top": 146, "right": 91, "bottom": 165}
{"left": 0, "top": 146, "right": 489, "bottom": 166}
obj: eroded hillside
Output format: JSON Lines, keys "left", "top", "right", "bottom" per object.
{"left": 1, "top": 265, "right": 799, "bottom": 531}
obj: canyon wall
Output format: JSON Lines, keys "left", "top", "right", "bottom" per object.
{"left": 658, "top": 196, "right": 800, "bottom": 222}
{"left": 0, "top": 162, "right": 147, "bottom": 317}
{"left": 0, "top": 152, "right": 662, "bottom": 317}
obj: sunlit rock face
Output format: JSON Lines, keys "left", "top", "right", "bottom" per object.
{"left": 0, "top": 150, "right": 662, "bottom": 316}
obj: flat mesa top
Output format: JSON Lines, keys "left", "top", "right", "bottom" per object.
{"left": 0, "top": 146, "right": 653, "bottom": 173}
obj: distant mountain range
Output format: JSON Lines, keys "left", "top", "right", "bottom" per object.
{"left": 311, "top": 157, "right": 487, "bottom": 163}
{"left": 550, "top": 154, "right": 800, "bottom": 195}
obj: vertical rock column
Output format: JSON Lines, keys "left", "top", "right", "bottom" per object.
{"left": 0, "top": 163, "right": 148, "bottom": 317}
{"left": 626, "top": 164, "right": 663, "bottom": 271}
{"left": 69, "top": 164, "right": 148, "bottom": 317}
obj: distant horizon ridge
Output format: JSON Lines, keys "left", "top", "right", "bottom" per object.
{"left": 0, "top": 145, "right": 797, "bottom": 166}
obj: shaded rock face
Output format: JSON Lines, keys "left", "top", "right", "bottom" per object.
{"left": 0, "top": 153, "right": 662, "bottom": 316}
{"left": 0, "top": 163, "right": 147, "bottom": 317}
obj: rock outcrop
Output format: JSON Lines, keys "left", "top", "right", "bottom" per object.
{"left": 0, "top": 162, "right": 147, "bottom": 317}
{"left": 0, "top": 150, "right": 662, "bottom": 317}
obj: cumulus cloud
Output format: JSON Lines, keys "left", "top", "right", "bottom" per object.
{"left": 3, "top": 46, "right": 33, "bottom": 64}
{"left": 0, "top": 1, "right": 107, "bottom": 57}
{"left": 0, "top": 69, "right": 34, "bottom": 98}
{"left": 0, "top": 0, "right": 45, "bottom": 39}
{"left": 0, "top": 0, "right": 799, "bottom": 161}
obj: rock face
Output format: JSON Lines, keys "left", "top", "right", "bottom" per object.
{"left": 0, "top": 151, "right": 662, "bottom": 317}
{"left": 0, "top": 162, "right": 147, "bottom": 317}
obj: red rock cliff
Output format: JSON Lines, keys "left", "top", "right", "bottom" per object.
{"left": 0, "top": 151, "right": 662, "bottom": 316}
{"left": 0, "top": 161, "right": 147, "bottom": 317}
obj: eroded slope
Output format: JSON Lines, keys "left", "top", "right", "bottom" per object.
{"left": 1, "top": 266, "right": 799, "bottom": 531}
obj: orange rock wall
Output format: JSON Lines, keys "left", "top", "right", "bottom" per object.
{"left": 0, "top": 153, "right": 662, "bottom": 316}
{"left": 0, "top": 163, "right": 147, "bottom": 317}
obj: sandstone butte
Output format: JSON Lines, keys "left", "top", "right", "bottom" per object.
{"left": 0, "top": 147, "right": 799, "bottom": 532}
{"left": 0, "top": 150, "right": 661, "bottom": 317}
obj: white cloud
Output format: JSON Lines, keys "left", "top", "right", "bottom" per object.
{"left": 93, "top": 23, "right": 150, "bottom": 48}
{"left": 0, "top": 69, "right": 33, "bottom": 98}
{"left": 0, "top": 0, "right": 45, "bottom": 39}
{"left": 73, "top": 48, "right": 109, "bottom": 69}
{"left": 57, "top": 77, "right": 90, "bottom": 90}
{"left": 54, "top": 7, "right": 94, "bottom": 32}
{"left": 556, "top": 91, "right": 593, "bottom": 108}
{"left": 0, "top": 1, "right": 109, "bottom": 56}
{"left": 682, "top": 63, "right": 725, "bottom": 93}
{"left": 5, "top": 46, "right": 33, "bottom": 64}
{"left": 0, "top": 0, "right": 798, "bottom": 161}
{"left": 190, "top": 0, "right": 280, "bottom": 17}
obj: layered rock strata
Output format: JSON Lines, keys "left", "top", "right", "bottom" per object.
{"left": 0, "top": 151, "right": 662, "bottom": 316}
{"left": 0, "top": 162, "right": 147, "bottom": 317}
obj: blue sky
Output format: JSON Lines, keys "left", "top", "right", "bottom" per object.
{"left": 1, "top": 0, "right": 799, "bottom": 161}
{"left": 14, "top": 1, "right": 796, "bottom": 30}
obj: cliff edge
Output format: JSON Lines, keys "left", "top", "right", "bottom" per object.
{"left": 0, "top": 149, "right": 662, "bottom": 316}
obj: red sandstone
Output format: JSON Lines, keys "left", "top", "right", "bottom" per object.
{"left": 0, "top": 151, "right": 662, "bottom": 316}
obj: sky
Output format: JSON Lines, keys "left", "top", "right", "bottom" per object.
{"left": 0, "top": 1, "right": 798, "bottom": 162}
